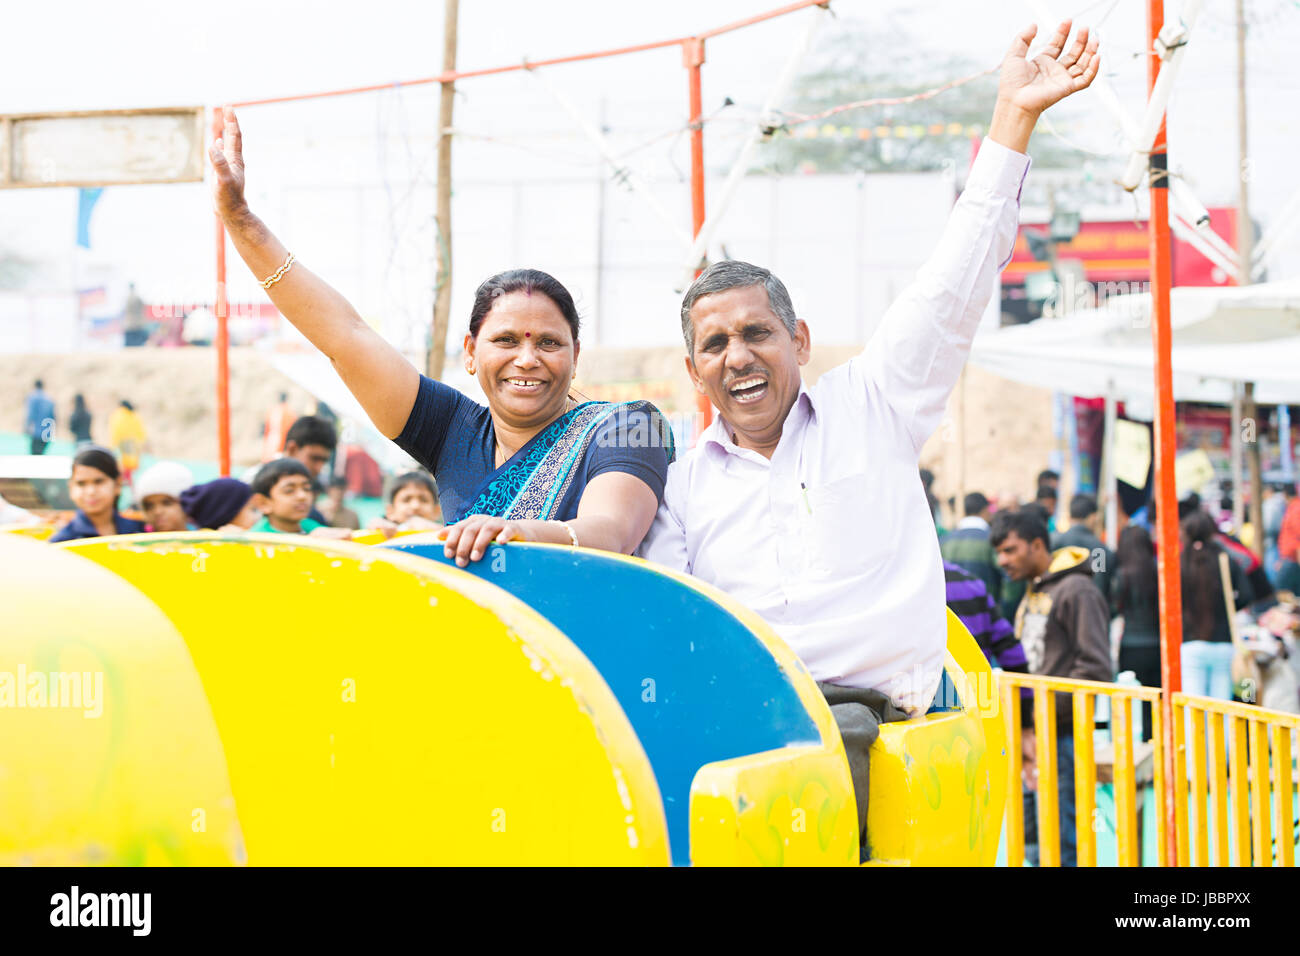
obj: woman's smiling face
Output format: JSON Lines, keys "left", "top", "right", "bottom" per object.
{"left": 466, "top": 290, "right": 578, "bottom": 429}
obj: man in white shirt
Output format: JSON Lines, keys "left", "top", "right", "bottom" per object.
{"left": 638, "top": 20, "right": 1100, "bottom": 854}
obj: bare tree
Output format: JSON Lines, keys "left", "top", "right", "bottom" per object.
{"left": 756, "top": 21, "right": 1079, "bottom": 176}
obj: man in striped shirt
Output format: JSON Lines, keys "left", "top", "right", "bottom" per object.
{"left": 943, "top": 560, "right": 1027, "bottom": 674}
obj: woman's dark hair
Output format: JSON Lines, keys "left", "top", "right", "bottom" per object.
{"left": 1177, "top": 492, "right": 1201, "bottom": 520}
{"left": 120, "top": 399, "right": 134, "bottom": 411}
{"left": 389, "top": 471, "right": 438, "bottom": 504}
{"left": 1115, "top": 524, "right": 1157, "bottom": 614}
{"left": 467, "top": 269, "right": 581, "bottom": 342}
{"left": 72, "top": 446, "right": 120, "bottom": 482}
{"left": 1180, "top": 509, "right": 1221, "bottom": 644}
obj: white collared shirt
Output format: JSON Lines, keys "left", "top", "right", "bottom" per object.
{"left": 638, "top": 138, "right": 1030, "bottom": 716}
{"left": 956, "top": 515, "right": 990, "bottom": 532}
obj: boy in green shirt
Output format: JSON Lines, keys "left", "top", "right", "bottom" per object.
{"left": 248, "top": 458, "right": 341, "bottom": 536}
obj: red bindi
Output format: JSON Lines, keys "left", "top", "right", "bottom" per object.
{"left": 525, "top": 332, "right": 531, "bottom": 337}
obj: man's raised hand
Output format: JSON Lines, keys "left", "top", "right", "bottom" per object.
{"left": 998, "top": 20, "right": 1100, "bottom": 117}
{"left": 208, "top": 105, "right": 248, "bottom": 221}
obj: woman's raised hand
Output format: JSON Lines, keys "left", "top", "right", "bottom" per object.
{"left": 208, "top": 106, "right": 249, "bottom": 222}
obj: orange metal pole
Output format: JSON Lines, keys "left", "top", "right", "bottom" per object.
{"left": 1147, "top": 0, "right": 1183, "bottom": 868}
{"left": 686, "top": 41, "right": 707, "bottom": 246}
{"left": 685, "top": 38, "right": 713, "bottom": 430}
{"left": 211, "top": 108, "right": 232, "bottom": 478}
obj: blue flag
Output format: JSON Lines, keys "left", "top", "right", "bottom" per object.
{"left": 76, "top": 188, "right": 103, "bottom": 249}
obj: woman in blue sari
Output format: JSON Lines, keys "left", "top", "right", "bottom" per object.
{"left": 209, "top": 110, "right": 673, "bottom": 565}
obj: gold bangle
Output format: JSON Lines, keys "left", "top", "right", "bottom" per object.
{"left": 261, "top": 252, "right": 295, "bottom": 289}
{"left": 557, "top": 520, "right": 579, "bottom": 548}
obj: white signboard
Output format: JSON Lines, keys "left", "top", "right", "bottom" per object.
{"left": 0, "top": 108, "right": 205, "bottom": 188}
{"left": 1112, "top": 418, "right": 1152, "bottom": 489}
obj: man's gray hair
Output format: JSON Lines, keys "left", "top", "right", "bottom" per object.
{"left": 680, "top": 260, "right": 798, "bottom": 354}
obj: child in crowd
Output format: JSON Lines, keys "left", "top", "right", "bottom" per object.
{"left": 134, "top": 461, "right": 195, "bottom": 532}
{"left": 49, "top": 447, "right": 148, "bottom": 542}
{"left": 389, "top": 472, "right": 441, "bottom": 525}
{"left": 248, "top": 459, "right": 350, "bottom": 538}
{"left": 319, "top": 476, "right": 361, "bottom": 530}
{"left": 369, "top": 471, "right": 442, "bottom": 537}
{"left": 180, "top": 477, "right": 262, "bottom": 531}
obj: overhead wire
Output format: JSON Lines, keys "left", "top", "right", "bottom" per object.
{"left": 775, "top": 65, "right": 999, "bottom": 128}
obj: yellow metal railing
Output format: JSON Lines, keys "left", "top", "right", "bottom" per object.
{"left": 998, "top": 672, "right": 1300, "bottom": 867}
{"left": 999, "top": 672, "right": 1165, "bottom": 867}
{"left": 1172, "top": 693, "right": 1300, "bottom": 867}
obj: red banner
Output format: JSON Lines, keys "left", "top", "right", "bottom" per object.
{"left": 1004, "top": 207, "right": 1238, "bottom": 287}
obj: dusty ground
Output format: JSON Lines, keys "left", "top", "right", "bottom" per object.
{"left": 2, "top": 344, "right": 1057, "bottom": 514}
{"left": 2, "top": 348, "right": 317, "bottom": 471}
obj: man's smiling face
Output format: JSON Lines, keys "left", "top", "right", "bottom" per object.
{"left": 685, "top": 283, "right": 810, "bottom": 456}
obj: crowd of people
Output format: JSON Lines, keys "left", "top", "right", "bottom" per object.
{"left": 23, "top": 379, "right": 145, "bottom": 470}
{"left": 25, "top": 411, "right": 442, "bottom": 544}
{"left": 934, "top": 468, "right": 1300, "bottom": 865}
{"left": 16, "top": 378, "right": 444, "bottom": 541}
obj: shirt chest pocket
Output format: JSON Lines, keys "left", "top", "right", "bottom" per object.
{"left": 798, "top": 473, "right": 877, "bottom": 575}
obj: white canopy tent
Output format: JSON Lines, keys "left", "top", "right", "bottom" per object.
{"left": 968, "top": 278, "right": 1300, "bottom": 543}
{"left": 969, "top": 279, "right": 1300, "bottom": 408}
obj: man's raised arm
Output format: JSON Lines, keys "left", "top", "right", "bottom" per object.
{"left": 855, "top": 21, "right": 1100, "bottom": 453}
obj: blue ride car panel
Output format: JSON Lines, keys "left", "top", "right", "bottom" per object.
{"left": 385, "top": 541, "right": 822, "bottom": 866}
{"left": 926, "top": 669, "right": 962, "bottom": 713}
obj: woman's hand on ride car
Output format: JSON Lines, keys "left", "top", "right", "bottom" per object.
{"left": 208, "top": 106, "right": 250, "bottom": 222}
{"left": 438, "top": 516, "right": 532, "bottom": 567}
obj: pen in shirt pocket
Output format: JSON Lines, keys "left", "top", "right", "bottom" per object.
{"left": 800, "top": 482, "right": 812, "bottom": 514}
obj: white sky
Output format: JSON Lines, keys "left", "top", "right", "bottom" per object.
{"left": 3, "top": 0, "right": 1299, "bottom": 348}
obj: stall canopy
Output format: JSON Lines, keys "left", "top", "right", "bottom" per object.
{"left": 969, "top": 278, "right": 1300, "bottom": 407}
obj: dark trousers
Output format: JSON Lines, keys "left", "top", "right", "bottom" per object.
{"left": 29, "top": 436, "right": 47, "bottom": 455}
{"left": 1023, "top": 732, "right": 1077, "bottom": 867}
{"left": 818, "top": 682, "right": 910, "bottom": 860}
{"left": 1119, "top": 642, "right": 1162, "bottom": 743}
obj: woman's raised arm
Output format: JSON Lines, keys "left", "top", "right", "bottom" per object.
{"left": 209, "top": 107, "right": 418, "bottom": 439}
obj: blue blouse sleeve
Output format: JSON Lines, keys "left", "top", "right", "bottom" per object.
{"left": 394, "top": 374, "right": 483, "bottom": 474}
{"left": 584, "top": 401, "right": 675, "bottom": 505}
